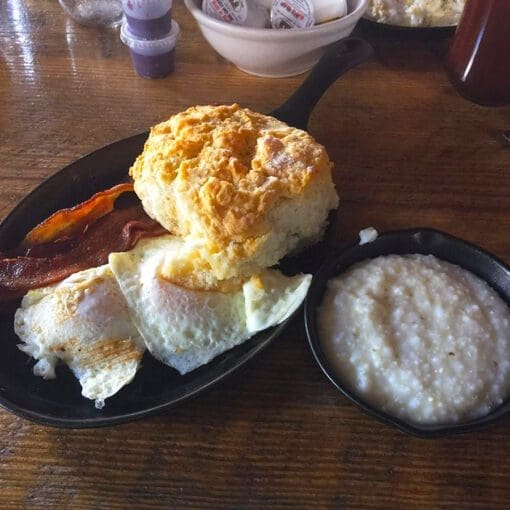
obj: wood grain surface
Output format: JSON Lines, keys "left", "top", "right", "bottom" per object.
{"left": 1, "top": 1, "right": 510, "bottom": 508}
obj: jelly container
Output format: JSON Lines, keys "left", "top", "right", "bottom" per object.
{"left": 121, "top": 0, "right": 173, "bottom": 38}
{"left": 120, "top": 19, "right": 180, "bottom": 78}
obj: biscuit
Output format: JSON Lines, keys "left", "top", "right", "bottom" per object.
{"left": 130, "top": 104, "right": 338, "bottom": 283}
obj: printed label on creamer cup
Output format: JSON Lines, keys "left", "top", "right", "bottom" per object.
{"left": 203, "top": 0, "right": 248, "bottom": 25}
{"left": 270, "top": 0, "right": 314, "bottom": 29}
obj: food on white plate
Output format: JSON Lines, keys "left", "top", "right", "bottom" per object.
{"left": 130, "top": 104, "right": 338, "bottom": 285}
{"left": 11, "top": 104, "right": 337, "bottom": 406}
{"left": 318, "top": 254, "right": 510, "bottom": 424}
{"left": 365, "top": 0, "right": 465, "bottom": 27}
{"left": 109, "top": 235, "right": 311, "bottom": 374}
{"left": 15, "top": 265, "right": 145, "bottom": 409}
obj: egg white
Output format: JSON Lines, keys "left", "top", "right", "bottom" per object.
{"left": 109, "top": 236, "right": 311, "bottom": 374}
{"left": 15, "top": 265, "right": 145, "bottom": 409}
{"left": 15, "top": 235, "right": 312, "bottom": 405}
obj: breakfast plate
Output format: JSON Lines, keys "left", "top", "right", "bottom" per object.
{"left": 305, "top": 229, "right": 510, "bottom": 437}
{"left": 0, "top": 132, "right": 318, "bottom": 428}
{"left": 0, "top": 131, "right": 322, "bottom": 428}
{"left": 0, "top": 38, "right": 373, "bottom": 428}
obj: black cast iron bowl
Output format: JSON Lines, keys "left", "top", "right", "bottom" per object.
{"left": 305, "top": 228, "right": 510, "bottom": 437}
{"left": 0, "top": 38, "right": 373, "bottom": 428}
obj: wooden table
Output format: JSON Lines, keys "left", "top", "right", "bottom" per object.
{"left": 1, "top": 1, "right": 510, "bottom": 508}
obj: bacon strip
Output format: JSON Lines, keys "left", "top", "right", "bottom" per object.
{"left": 0, "top": 204, "right": 166, "bottom": 312}
{"left": 22, "top": 182, "right": 134, "bottom": 247}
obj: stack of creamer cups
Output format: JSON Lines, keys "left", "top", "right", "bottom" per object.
{"left": 202, "top": 0, "right": 347, "bottom": 28}
{"left": 120, "top": 0, "right": 179, "bottom": 78}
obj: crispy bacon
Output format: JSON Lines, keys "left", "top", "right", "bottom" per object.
{"left": 0, "top": 204, "right": 166, "bottom": 312}
{"left": 21, "top": 182, "right": 134, "bottom": 247}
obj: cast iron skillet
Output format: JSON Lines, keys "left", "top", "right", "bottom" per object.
{"left": 305, "top": 228, "right": 510, "bottom": 437}
{"left": 0, "top": 38, "right": 373, "bottom": 428}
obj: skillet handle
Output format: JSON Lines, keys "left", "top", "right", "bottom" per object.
{"left": 269, "top": 38, "right": 373, "bottom": 130}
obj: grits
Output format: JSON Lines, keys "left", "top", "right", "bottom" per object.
{"left": 318, "top": 254, "right": 510, "bottom": 424}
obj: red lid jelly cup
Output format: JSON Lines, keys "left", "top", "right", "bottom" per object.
{"left": 121, "top": 0, "right": 173, "bottom": 38}
{"left": 120, "top": 19, "right": 180, "bottom": 78}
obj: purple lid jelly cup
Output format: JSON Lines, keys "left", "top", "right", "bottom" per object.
{"left": 121, "top": 0, "right": 172, "bottom": 19}
{"left": 120, "top": 20, "right": 180, "bottom": 78}
{"left": 121, "top": 0, "right": 173, "bottom": 38}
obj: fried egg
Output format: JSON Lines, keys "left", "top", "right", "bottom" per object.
{"left": 15, "top": 265, "right": 145, "bottom": 409}
{"left": 109, "top": 236, "right": 311, "bottom": 374}
{"left": 15, "top": 236, "right": 311, "bottom": 405}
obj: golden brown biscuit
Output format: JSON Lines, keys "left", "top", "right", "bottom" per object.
{"left": 130, "top": 104, "right": 338, "bottom": 283}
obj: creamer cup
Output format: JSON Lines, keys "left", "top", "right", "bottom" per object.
{"left": 270, "top": 0, "right": 314, "bottom": 29}
{"left": 202, "top": 0, "right": 269, "bottom": 28}
{"left": 312, "top": 0, "right": 347, "bottom": 24}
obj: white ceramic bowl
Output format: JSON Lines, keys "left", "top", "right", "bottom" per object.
{"left": 184, "top": 0, "right": 368, "bottom": 78}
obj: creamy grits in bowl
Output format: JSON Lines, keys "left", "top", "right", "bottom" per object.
{"left": 305, "top": 229, "right": 510, "bottom": 437}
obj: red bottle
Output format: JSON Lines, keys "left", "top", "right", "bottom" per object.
{"left": 446, "top": 0, "right": 510, "bottom": 106}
